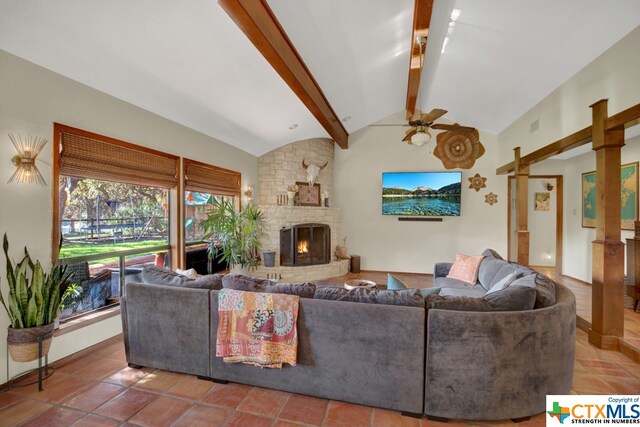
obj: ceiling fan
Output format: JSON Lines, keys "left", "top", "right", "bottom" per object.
{"left": 370, "top": 108, "right": 475, "bottom": 147}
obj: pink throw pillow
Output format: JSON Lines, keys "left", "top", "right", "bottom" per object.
{"left": 447, "top": 253, "right": 484, "bottom": 285}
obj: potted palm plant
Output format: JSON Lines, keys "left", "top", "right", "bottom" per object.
{"left": 200, "top": 200, "right": 267, "bottom": 273}
{"left": 1, "top": 234, "right": 72, "bottom": 362}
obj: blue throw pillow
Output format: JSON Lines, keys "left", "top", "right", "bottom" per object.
{"left": 388, "top": 274, "right": 441, "bottom": 298}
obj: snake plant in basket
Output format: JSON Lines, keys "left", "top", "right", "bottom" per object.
{"left": 0, "top": 234, "right": 72, "bottom": 362}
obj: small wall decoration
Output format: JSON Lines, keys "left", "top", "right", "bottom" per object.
{"left": 535, "top": 192, "right": 550, "bottom": 211}
{"left": 433, "top": 128, "right": 485, "bottom": 170}
{"left": 485, "top": 192, "right": 498, "bottom": 206}
{"left": 582, "top": 161, "right": 638, "bottom": 230}
{"left": 296, "top": 181, "right": 321, "bottom": 206}
{"left": 468, "top": 173, "right": 487, "bottom": 192}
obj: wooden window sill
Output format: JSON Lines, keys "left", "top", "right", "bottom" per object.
{"left": 54, "top": 305, "right": 121, "bottom": 337}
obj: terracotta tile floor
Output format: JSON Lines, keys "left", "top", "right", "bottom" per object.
{"left": 1, "top": 269, "right": 639, "bottom": 426}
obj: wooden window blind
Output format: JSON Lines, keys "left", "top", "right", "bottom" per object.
{"left": 184, "top": 159, "right": 241, "bottom": 196}
{"left": 58, "top": 126, "right": 179, "bottom": 188}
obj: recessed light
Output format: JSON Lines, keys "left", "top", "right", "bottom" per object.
{"left": 342, "top": 116, "right": 351, "bottom": 122}
{"left": 289, "top": 123, "right": 298, "bottom": 130}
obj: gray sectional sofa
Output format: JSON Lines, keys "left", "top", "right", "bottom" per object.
{"left": 121, "top": 251, "right": 576, "bottom": 420}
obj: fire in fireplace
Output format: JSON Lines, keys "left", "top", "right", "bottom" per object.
{"left": 280, "top": 223, "right": 330, "bottom": 266}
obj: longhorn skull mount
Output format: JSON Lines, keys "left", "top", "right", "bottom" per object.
{"left": 301, "top": 159, "right": 328, "bottom": 187}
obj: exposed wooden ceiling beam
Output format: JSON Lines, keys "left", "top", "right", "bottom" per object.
{"left": 605, "top": 102, "right": 640, "bottom": 131}
{"left": 496, "top": 126, "right": 592, "bottom": 175}
{"left": 405, "top": 0, "right": 434, "bottom": 119}
{"left": 218, "top": 0, "right": 348, "bottom": 149}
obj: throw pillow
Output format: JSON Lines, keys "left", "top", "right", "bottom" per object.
{"left": 508, "top": 274, "right": 557, "bottom": 308}
{"left": 314, "top": 287, "right": 425, "bottom": 307}
{"left": 387, "top": 274, "right": 441, "bottom": 298}
{"left": 176, "top": 268, "right": 198, "bottom": 279}
{"left": 485, "top": 271, "right": 520, "bottom": 295}
{"left": 222, "top": 274, "right": 316, "bottom": 298}
{"left": 446, "top": 253, "right": 484, "bottom": 285}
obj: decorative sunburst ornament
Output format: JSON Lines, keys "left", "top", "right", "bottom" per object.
{"left": 7, "top": 133, "right": 48, "bottom": 186}
{"left": 485, "top": 192, "right": 498, "bottom": 206}
{"left": 433, "top": 127, "right": 485, "bottom": 169}
{"left": 468, "top": 173, "right": 487, "bottom": 192}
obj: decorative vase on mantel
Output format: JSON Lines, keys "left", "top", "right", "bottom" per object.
{"left": 287, "top": 191, "right": 296, "bottom": 206}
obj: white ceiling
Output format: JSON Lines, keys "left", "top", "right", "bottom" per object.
{"left": 420, "top": 0, "right": 640, "bottom": 134}
{"left": 1, "top": 1, "right": 639, "bottom": 156}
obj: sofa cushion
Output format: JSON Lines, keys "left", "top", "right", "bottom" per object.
{"left": 142, "top": 266, "right": 223, "bottom": 290}
{"left": 447, "top": 253, "right": 484, "bottom": 285}
{"left": 314, "top": 287, "right": 425, "bottom": 307}
{"left": 477, "top": 257, "right": 509, "bottom": 291}
{"left": 222, "top": 273, "right": 316, "bottom": 298}
{"left": 481, "top": 248, "right": 504, "bottom": 260}
{"left": 438, "top": 287, "right": 487, "bottom": 298}
{"left": 489, "top": 263, "right": 523, "bottom": 288}
{"left": 485, "top": 271, "right": 520, "bottom": 295}
{"left": 425, "top": 285, "right": 536, "bottom": 312}
{"left": 508, "top": 274, "right": 557, "bottom": 308}
{"left": 387, "top": 274, "right": 441, "bottom": 298}
{"left": 435, "top": 276, "right": 480, "bottom": 290}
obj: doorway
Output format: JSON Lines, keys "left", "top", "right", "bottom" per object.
{"left": 508, "top": 175, "right": 563, "bottom": 272}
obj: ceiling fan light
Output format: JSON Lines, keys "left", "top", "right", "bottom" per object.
{"left": 411, "top": 129, "right": 431, "bottom": 147}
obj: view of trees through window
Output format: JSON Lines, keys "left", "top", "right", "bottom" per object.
{"left": 58, "top": 176, "right": 169, "bottom": 320}
{"left": 184, "top": 191, "right": 236, "bottom": 243}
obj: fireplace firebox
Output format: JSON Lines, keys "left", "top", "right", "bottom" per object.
{"left": 280, "top": 223, "right": 330, "bottom": 266}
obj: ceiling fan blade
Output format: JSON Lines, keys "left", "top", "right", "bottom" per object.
{"left": 431, "top": 123, "right": 475, "bottom": 133}
{"left": 420, "top": 108, "right": 448, "bottom": 123}
{"left": 369, "top": 124, "right": 410, "bottom": 127}
{"left": 402, "top": 128, "right": 417, "bottom": 142}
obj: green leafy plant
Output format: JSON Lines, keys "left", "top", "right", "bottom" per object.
{"left": 200, "top": 200, "right": 268, "bottom": 270}
{"left": 0, "top": 233, "right": 72, "bottom": 328}
{"left": 59, "top": 283, "right": 82, "bottom": 312}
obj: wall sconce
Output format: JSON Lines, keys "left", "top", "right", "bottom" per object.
{"left": 244, "top": 185, "right": 253, "bottom": 202}
{"left": 7, "top": 133, "right": 48, "bottom": 186}
{"left": 545, "top": 182, "right": 554, "bottom": 191}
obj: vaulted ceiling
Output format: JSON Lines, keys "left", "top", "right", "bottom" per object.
{"left": 1, "top": 1, "right": 639, "bottom": 156}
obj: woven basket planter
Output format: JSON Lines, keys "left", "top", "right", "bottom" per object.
{"left": 7, "top": 323, "right": 55, "bottom": 362}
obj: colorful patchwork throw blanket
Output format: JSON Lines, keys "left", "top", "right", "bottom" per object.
{"left": 216, "top": 289, "right": 300, "bottom": 368}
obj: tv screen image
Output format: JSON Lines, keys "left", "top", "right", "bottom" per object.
{"left": 382, "top": 171, "right": 461, "bottom": 216}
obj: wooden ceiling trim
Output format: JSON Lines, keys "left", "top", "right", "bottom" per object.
{"left": 605, "top": 102, "right": 640, "bottom": 131}
{"left": 495, "top": 126, "right": 592, "bottom": 175}
{"left": 218, "top": 0, "right": 348, "bottom": 149}
{"left": 405, "top": 0, "right": 434, "bottom": 119}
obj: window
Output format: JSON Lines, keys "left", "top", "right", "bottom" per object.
{"left": 182, "top": 159, "right": 241, "bottom": 273}
{"left": 53, "top": 124, "right": 178, "bottom": 320}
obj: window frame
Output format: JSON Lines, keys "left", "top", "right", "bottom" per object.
{"left": 52, "top": 123, "right": 180, "bottom": 262}
{"left": 180, "top": 158, "right": 241, "bottom": 269}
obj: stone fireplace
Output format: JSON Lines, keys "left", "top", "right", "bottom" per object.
{"left": 251, "top": 137, "right": 349, "bottom": 281}
{"left": 280, "top": 223, "right": 330, "bottom": 266}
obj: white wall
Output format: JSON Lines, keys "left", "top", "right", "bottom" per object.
{"left": 0, "top": 50, "right": 258, "bottom": 383}
{"left": 334, "top": 111, "right": 506, "bottom": 274}
{"left": 498, "top": 25, "right": 640, "bottom": 282}
{"left": 528, "top": 178, "right": 557, "bottom": 267}
{"left": 531, "top": 133, "right": 640, "bottom": 282}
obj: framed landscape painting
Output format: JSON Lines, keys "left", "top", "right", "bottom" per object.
{"left": 582, "top": 162, "right": 638, "bottom": 230}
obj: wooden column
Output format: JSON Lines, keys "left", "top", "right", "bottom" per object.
{"left": 589, "top": 99, "right": 625, "bottom": 350}
{"left": 514, "top": 147, "right": 530, "bottom": 265}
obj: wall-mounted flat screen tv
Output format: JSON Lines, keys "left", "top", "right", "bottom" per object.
{"left": 382, "top": 171, "right": 461, "bottom": 216}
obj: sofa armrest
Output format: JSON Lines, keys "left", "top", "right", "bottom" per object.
{"left": 424, "top": 284, "right": 576, "bottom": 420}
{"left": 434, "top": 262, "right": 453, "bottom": 279}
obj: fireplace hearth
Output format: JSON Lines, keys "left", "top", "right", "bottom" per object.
{"left": 280, "top": 223, "right": 330, "bottom": 266}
